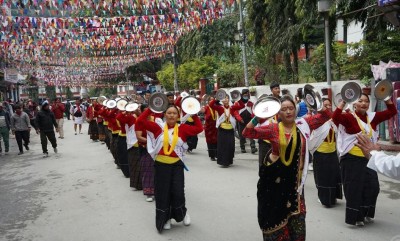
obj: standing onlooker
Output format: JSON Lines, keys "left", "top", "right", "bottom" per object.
{"left": 65, "top": 99, "right": 71, "bottom": 120}
{"left": 35, "top": 101, "right": 59, "bottom": 157}
{"left": 10, "top": 105, "right": 31, "bottom": 155}
{"left": 51, "top": 98, "right": 65, "bottom": 139}
{"left": 70, "top": 99, "right": 85, "bottom": 135}
{"left": 0, "top": 104, "right": 11, "bottom": 155}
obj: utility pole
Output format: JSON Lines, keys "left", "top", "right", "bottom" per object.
{"left": 318, "top": 0, "right": 333, "bottom": 100}
{"left": 238, "top": 0, "right": 249, "bottom": 88}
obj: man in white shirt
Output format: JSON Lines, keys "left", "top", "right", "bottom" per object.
{"left": 355, "top": 134, "right": 400, "bottom": 181}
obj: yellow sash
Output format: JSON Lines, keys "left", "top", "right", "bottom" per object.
{"left": 349, "top": 114, "right": 373, "bottom": 157}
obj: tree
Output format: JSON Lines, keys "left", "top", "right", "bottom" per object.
{"left": 45, "top": 84, "right": 56, "bottom": 101}
{"left": 66, "top": 87, "right": 73, "bottom": 99}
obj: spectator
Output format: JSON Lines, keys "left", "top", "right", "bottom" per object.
{"left": 35, "top": 101, "right": 58, "bottom": 157}
{"left": 70, "top": 99, "right": 85, "bottom": 135}
{"left": 0, "top": 104, "right": 11, "bottom": 155}
{"left": 10, "top": 105, "right": 31, "bottom": 155}
{"left": 65, "top": 99, "right": 71, "bottom": 120}
{"left": 51, "top": 98, "right": 65, "bottom": 139}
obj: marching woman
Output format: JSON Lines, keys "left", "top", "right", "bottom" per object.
{"left": 136, "top": 105, "right": 203, "bottom": 233}
{"left": 201, "top": 96, "right": 218, "bottom": 161}
{"left": 332, "top": 93, "right": 396, "bottom": 226}
{"left": 86, "top": 99, "right": 99, "bottom": 142}
{"left": 209, "top": 96, "right": 243, "bottom": 167}
{"left": 242, "top": 95, "right": 331, "bottom": 241}
{"left": 96, "top": 102, "right": 106, "bottom": 143}
{"left": 115, "top": 110, "right": 130, "bottom": 178}
{"left": 135, "top": 104, "right": 155, "bottom": 201}
{"left": 309, "top": 98, "right": 342, "bottom": 207}
{"left": 124, "top": 105, "right": 142, "bottom": 190}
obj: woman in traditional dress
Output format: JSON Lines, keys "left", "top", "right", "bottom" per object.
{"left": 115, "top": 110, "right": 130, "bottom": 177}
{"left": 135, "top": 104, "right": 155, "bottom": 201}
{"left": 136, "top": 105, "right": 203, "bottom": 233}
{"left": 124, "top": 107, "right": 142, "bottom": 190}
{"left": 332, "top": 93, "right": 396, "bottom": 226}
{"left": 70, "top": 99, "right": 85, "bottom": 135}
{"left": 309, "top": 98, "right": 342, "bottom": 207}
{"left": 86, "top": 99, "right": 99, "bottom": 142}
{"left": 201, "top": 96, "right": 218, "bottom": 161}
{"left": 242, "top": 95, "right": 331, "bottom": 241}
{"left": 96, "top": 102, "right": 106, "bottom": 143}
{"left": 209, "top": 96, "right": 242, "bottom": 167}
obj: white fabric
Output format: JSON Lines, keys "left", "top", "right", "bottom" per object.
{"left": 238, "top": 101, "right": 253, "bottom": 115}
{"left": 215, "top": 108, "right": 236, "bottom": 128}
{"left": 125, "top": 124, "right": 138, "bottom": 148}
{"left": 336, "top": 112, "right": 378, "bottom": 157}
{"left": 294, "top": 118, "right": 311, "bottom": 193}
{"left": 368, "top": 151, "right": 400, "bottom": 181}
{"left": 180, "top": 113, "right": 191, "bottom": 124}
{"left": 308, "top": 120, "right": 337, "bottom": 155}
{"left": 73, "top": 116, "right": 84, "bottom": 125}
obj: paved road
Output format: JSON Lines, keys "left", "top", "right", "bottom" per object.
{"left": 1, "top": 120, "right": 400, "bottom": 241}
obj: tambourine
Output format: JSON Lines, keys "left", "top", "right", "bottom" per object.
{"left": 333, "top": 93, "right": 349, "bottom": 109}
{"left": 125, "top": 103, "right": 139, "bottom": 112}
{"left": 340, "top": 82, "right": 361, "bottom": 103}
{"left": 302, "top": 84, "right": 323, "bottom": 111}
{"left": 374, "top": 79, "right": 393, "bottom": 101}
{"left": 230, "top": 90, "right": 241, "bottom": 102}
{"left": 106, "top": 100, "right": 117, "bottom": 109}
{"left": 215, "top": 89, "right": 227, "bottom": 101}
{"left": 116, "top": 99, "right": 128, "bottom": 111}
{"left": 149, "top": 93, "right": 169, "bottom": 113}
{"left": 253, "top": 96, "right": 281, "bottom": 119}
{"left": 97, "top": 96, "right": 107, "bottom": 105}
{"left": 181, "top": 96, "right": 201, "bottom": 115}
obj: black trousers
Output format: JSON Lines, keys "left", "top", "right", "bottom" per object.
{"left": 154, "top": 161, "right": 187, "bottom": 233}
{"left": 207, "top": 143, "right": 217, "bottom": 159}
{"left": 238, "top": 122, "right": 255, "bottom": 149}
{"left": 40, "top": 131, "right": 57, "bottom": 153}
{"left": 15, "top": 130, "right": 30, "bottom": 152}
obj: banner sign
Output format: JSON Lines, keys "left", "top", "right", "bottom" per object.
{"left": 5, "top": 69, "right": 19, "bottom": 83}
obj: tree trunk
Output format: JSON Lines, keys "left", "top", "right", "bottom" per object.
{"left": 292, "top": 48, "right": 299, "bottom": 84}
{"left": 284, "top": 51, "right": 292, "bottom": 84}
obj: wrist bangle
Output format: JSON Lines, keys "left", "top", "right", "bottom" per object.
{"left": 251, "top": 118, "right": 258, "bottom": 126}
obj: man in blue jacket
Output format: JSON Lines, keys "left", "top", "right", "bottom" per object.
{"left": 0, "top": 103, "right": 11, "bottom": 155}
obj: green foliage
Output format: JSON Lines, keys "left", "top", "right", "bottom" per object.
{"left": 45, "top": 85, "right": 56, "bottom": 101}
{"left": 100, "top": 87, "right": 117, "bottom": 97}
{"left": 215, "top": 62, "right": 244, "bottom": 87}
{"left": 177, "top": 15, "right": 240, "bottom": 63}
{"left": 66, "top": 87, "right": 73, "bottom": 99}
{"left": 156, "top": 62, "right": 175, "bottom": 90}
{"left": 27, "top": 87, "right": 39, "bottom": 102}
{"left": 88, "top": 88, "right": 101, "bottom": 98}
{"left": 158, "top": 56, "right": 220, "bottom": 90}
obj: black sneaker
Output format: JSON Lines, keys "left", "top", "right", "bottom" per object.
{"left": 251, "top": 148, "right": 258, "bottom": 154}
{"left": 18, "top": 152, "right": 24, "bottom": 155}
{"left": 43, "top": 152, "right": 49, "bottom": 158}
{"left": 241, "top": 149, "right": 246, "bottom": 153}
{"left": 24, "top": 144, "right": 29, "bottom": 150}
